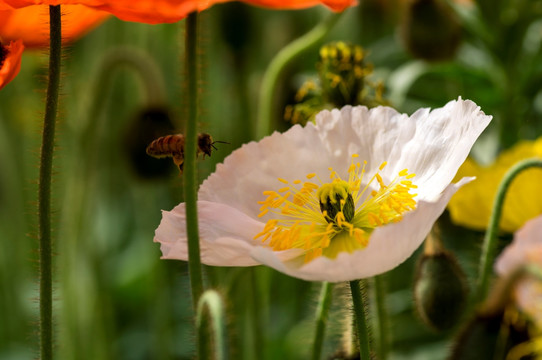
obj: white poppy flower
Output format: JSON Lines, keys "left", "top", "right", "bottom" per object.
{"left": 154, "top": 98, "right": 491, "bottom": 282}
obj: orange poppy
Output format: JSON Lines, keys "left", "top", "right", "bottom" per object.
{"left": 0, "top": 39, "right": 23, "bottom": 90}
{"left": 0, "top": 5, "right": 110, "bottom": 48}
{"left": 1, "top": 0, "right": 355, "bottom": 24}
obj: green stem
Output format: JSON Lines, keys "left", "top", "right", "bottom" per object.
{"left": 312, "top": 282, "right": 334, "bottom": 360}
{"left": 476, "top": 158, "right": 542, "bottom": 303}
{"left": 39, "top": 5, "right": 61, "bottom": 360}
{"left": 196, "top": 290, "right": 229, "bottom": 360}
{"left": 373, "top": 275, "right": 389, "bottom": 360}
{"left": 256, "top": 11, "right": 345, "bottom": 139}
{"left": 349, "top": 280, "right": 371, "bottom": 360}
{"left": 184, "top": 12, "right": 204, "bottom": 311}
{"left": 82, "top": 47, "right": 168, "bottom": 172}
{"left": 249, "top": 268, "right": 264, "bottom": 359}
{"left": 86, "top": 46, "right": 167, "bottom": 128}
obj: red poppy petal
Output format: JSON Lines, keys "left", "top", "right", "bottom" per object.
{"left": 0, "top": 5, "right": 109, "bottom": 48}
{"left": 0, "top": 39, "right": 24, "bottom": 90}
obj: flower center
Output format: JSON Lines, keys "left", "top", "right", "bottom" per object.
{"left": 254, "top": 155, "right": 418, "bottom": 263}
{"left": 0, "top": 42, "right": 7, "bottom": 69}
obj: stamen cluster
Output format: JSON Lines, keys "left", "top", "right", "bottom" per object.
{"left": 255, "top": 155, "right": 418, "bottom": 262}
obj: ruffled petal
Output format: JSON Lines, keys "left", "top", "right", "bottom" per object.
{"left": 201, "top": 98, "right": 491, "bottom": 220}
{"left": 250, "top": 178, "right": 473, "bottom": 281}
{"left": 314, "top": 98, "right": 491, "bottom": 200}
{"left": 154, "top": 200, "right": 303, "bottom": 266}
{"left": 1, "top": 0, "right": 356, "bottom": 24}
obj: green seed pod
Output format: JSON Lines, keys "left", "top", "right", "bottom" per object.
{"left": 328, "top": 350, "right": 360, "bottom": 360}
{"left": 449, "top": 308, "right": 531, "bottom": 360}
{"left": 317, "top": 42, "right": 371, "bottom": 107}
{"left": 414, "top": 250, "right": 468, "bottom": 331}
{"left": 401, "top": 0, "right": 461, "bottom": 61}
{"left": 123, "top": 106, "right": 176, "bottom": 179}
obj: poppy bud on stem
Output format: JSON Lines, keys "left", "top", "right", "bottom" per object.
{"left": 196, "top": 290, "right": 229, "bottom": 360}
{"left": 414, "top": 229, "right": 468, "bottom": 331}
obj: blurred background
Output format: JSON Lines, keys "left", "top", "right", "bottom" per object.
{"left": 1, "top": 0, "right": 542, "bottom": 359}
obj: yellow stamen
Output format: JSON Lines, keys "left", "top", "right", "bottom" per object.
{"left": 255, "top": 155, "right": 418, "bottom": 263}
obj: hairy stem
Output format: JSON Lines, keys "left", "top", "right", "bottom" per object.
{"left": 39, "top": 5, "right": 61, "bottom": 360}
{"left": 197, "top": 290, "right": 229, "bottom": 360}
{"left": 312, "top": 282, "right": 334, "bottom": 360}
{"left": 184, "top": 12, "right": 205, "bottom": 311}
{"left": 476, "top": 158, "right": 542, "bottom": 303}
{"left": 256, "top": 11, "right": 344, "bottom": 138}
{"left": 349, "top": 280, "right": 371, "bottom": 360}
{"left": 373, "top": 275, "right": 389, "bottom": 360}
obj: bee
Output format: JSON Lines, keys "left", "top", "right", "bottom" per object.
{"left": 146, "top": 133, "right": 227, "bottom": 173}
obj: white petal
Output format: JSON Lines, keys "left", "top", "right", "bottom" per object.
{"left": 154, "top": 201, "right": 302, "bottom": 266}
{"left": 155, "top": 201, "right": 263, "bottom": 266}
{"left": 314, "top": 98, "right": 492, "bottom": 200}
{"left": 199, "top": 124, "right": 333, "bottom": 220}
{"left": 250, "top": 177, "right": 473, "bottom": 282}
{"left": 200, "top": 98, "right": 490, "bottom": 223}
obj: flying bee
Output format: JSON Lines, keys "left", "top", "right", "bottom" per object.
{"left": 146, "top": 133, "right": 227, "bottom": 173}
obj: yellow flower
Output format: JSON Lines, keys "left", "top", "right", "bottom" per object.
{"left": 448, "top": 138, "right": 542, "bottom": 233}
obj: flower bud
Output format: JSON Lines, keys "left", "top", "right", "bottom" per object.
{"left": 400, "top": 0, "right": 461, "bottom": 61}
{"left": 328, "top": 350, "right": 360, "bottom": 360}
{"left": 449, "top": 308, "right": 530, "bottom": 360}
{"left": 414, "top": 250, "right": 468, "bottom": 331}
{"left": 123, "top": 106, "right": 176, "bottom": 179}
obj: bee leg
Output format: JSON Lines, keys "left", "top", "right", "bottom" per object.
{"left": 173, "top": 155, "right": 184, "bottom": 174}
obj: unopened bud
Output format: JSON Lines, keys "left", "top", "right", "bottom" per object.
{"left": 401, "top": 0, "right": 461, "bottom": 61}
{"left": 124, "top": 106, "right": 176, "bottom": 179}
{"left": 414, "top": 250, "right": 468, "bottom": 331}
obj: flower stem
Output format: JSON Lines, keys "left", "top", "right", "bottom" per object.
{"left": 39, "top": 5, "right": 61, "bottom": 360}
{"left": 373, "top": 275, "right": 389, "bottom": 360}
{"left": 476, "top": 158, "right": 542, "bottom": 303}
{"left": 312, "top": 281, "right": 334, "bottom": 360}
{"left": 196, "top": 290, "right": 229, "bottom": 360}
{"left": 349, "top": 280, "right": 371, "bottom": 360}
{"left": 184, "top": 12, "right": 204, "bottom": 311}
{"left": 86, "top": 46, "right": 167, "bottom": 128}
{"left": 256, "top": 11, "right": 344, "bottom": 139}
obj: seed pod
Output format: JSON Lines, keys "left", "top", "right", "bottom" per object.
{"left": 401, "top": 0, "right": 461, "bottom": 61}
{"left": 414, "top": 250, "right": 468, "bottom": 331}
{"left": 449, "top": 308, "right": 530, "bottom": 360}
{"left": 123, "top": 107, "right": 176, "bottom": 179}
